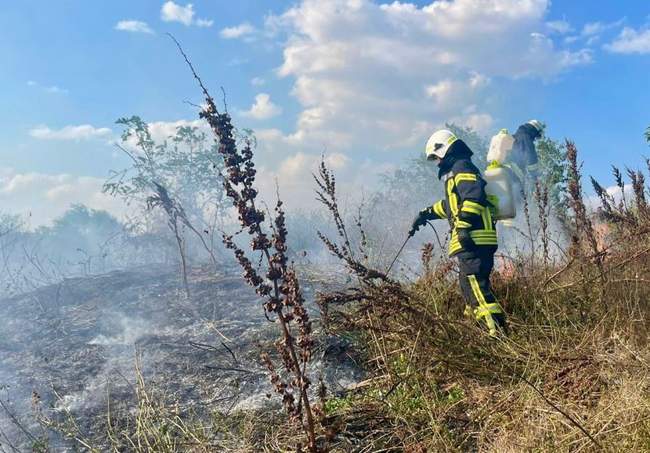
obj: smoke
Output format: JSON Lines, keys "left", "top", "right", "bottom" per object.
{"left": 0, "top": 121, "right": 574, "bottom": 450}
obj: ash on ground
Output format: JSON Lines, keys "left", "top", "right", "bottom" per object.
{"left": 0, "top": 265, "right": 363, "bottom": 449}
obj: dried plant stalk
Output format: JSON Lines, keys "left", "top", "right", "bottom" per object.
{"left": 565, "top": 140, "right": 603, "bottom": 269}
{"left": 170, "top": 36, "right": 322, "bottom": 452}
{"left": 534, "top": 181, "right": 550, "bottom": 266}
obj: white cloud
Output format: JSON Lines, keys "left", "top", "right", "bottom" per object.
{"left": 27, "top": 80, "right": 68, "bottom": 95}
{"left": 587, "top": 183, "right": 633, "bottom": 211}
{"left": 161, "top": 1, "right": 194, "bottom": 25}
{"left": 260, "top": 0, "right": 590, "bottom": 158}
{"left": 582, "top": 22, "right": 606, "bottom": 37}
{"left": 196, "top": 18, "right": 213, "bottom": 28}
{"left": 605, "top": 27, "right": 650, "bottom": 55}
{"left": 241, "top": 94, "right": 282, "bottom": 120}
{"left": 546, "top": 20, "right": 573, "bottom": 34}
{"left": 45, "top": 86, "right": 67, "bottom": 94}
{"left": 161, "top": 1, "right": 212, "bottom": 27}
{"left": 425, "top": 73, "right": 490, "bottom": 111}
{"left": 252, "top": 151, "right": 389, "bottom": 210}
{"left": 115, "top": 20, "right": 154, "bottom": 34}
{"left": 220, "top": 22, "right": 256, "bottom": 39}
{"left": 29, "top": 125, "right": 112, "bottom": 141}
{"left": 145, "top": 119, "right": 205, "bottom": 140}
{"left": 562, "top": 19, "right": 624, "bottom": 46}
{"left": 0, "top": 169, "right": 128, "bottom": 227}
{"left": 119, "top": 119, "right": 207, "bottom": 151}
{"left": 251, "top": 77, "right": 266, "bottom": 86}
{"left": 452, "top": 112, "right": 494, "bottom": 134}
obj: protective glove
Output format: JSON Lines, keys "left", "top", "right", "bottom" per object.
{"left": 409, "top": 211, "right": 428, "bottom": 237}
{"left": 457, "top": 228, "right": 476, "bottom": 251}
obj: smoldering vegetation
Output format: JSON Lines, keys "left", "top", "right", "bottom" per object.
{"left": 0, "top": 265, "right": 363, "bottom": 451}
{"left": 2, "top": 47, "right": 650, "bottom": 452}
{"left": 0, "top": 115, "right": 574, "bottom": 452}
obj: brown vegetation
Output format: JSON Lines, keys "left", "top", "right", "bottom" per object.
{"left": 312, "top": 143, "right": 650, "bottom": 451}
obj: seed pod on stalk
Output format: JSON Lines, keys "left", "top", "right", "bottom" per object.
{"left": 169, "top": 35, "right": 324, "bottom": 452}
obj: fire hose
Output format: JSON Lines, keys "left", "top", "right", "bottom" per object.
{"left": 385, "top": 221, "right": 443, "bottom": 277}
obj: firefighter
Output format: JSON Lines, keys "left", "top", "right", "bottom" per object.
{"left": 509, "top": 119, "right": 544, "bottom": 182}
{"left": 409, "top": 129, "right": 507, "bottom": 336}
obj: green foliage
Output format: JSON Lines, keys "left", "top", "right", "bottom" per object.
{"left": 535, "top": 135, "right": 567, "bottom": 209}
{"left": 324, "top": 395, "right": 354, "bottom": 414}
{"left": 445, "top": 122, "right": 489, "bottom": 169}
{"left": 645, "top": 124, "right": 650, "bottom": 144}
{"left": 0, "top": 212, "right": 24, "bottom": 236}
{"left": 43, "top": 204, "right": 121, "bottom": 238}
{"left": 104, "top": 115, "right": 227, "bottom": 228}
{"left": 378, "top": 123, "right": 488, "bottom": 208}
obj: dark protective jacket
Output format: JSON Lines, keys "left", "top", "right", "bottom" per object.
{"left": 420, "top": 140, "right": 498, "bottom": 256}
{"left": 510, "top": 123, "right": 542, "bottom": 180}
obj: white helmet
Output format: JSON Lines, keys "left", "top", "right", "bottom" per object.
{"left": 425, "top": 129, "right": 458, "bottom": 161}
{"left": 527, "top": 119, "right": 544, "bottom": 134}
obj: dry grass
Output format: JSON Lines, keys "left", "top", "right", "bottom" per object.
{"left": 315, "top": 145, "right": 650, "bottom": 452}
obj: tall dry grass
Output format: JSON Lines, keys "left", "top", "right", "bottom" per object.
{"left": 316, "top": 142, "right": 650, "bottom": 452}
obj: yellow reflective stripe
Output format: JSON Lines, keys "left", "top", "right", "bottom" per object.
{"left": 433, "top": 200, "right": 446, "bottom": 218}
{"left": 469, "top": 230, "right": 497, "bottom": 235}
{"left": 447, "top": 135, "right": 458, "bottom": 145}
{"left": 473, "top": 239, "right": 498, "bottom": 246}
{"left": 468, "top": 275, "right": 489, "bottom": 307}
{"left": 448, "top": 230, "right": 498, "bottom": 254}
{"left": 461, "top": 200, "right": 494, "bottom": 231}
{"left": 454, "top": 173, "right": 478, "bottom": 185}
{"left": 462, "top": 199, "right": 491, "bottom": 230}
{"left": 469, "top": 230, "right": 497, "bottom": 238}
{"left": 456, "top": 220, "right": 472, "bottom": 228}
{"left": 484, "top": 204, "right": 494, "bottom": 230}
{"left": 460, "top": 205, "right": 482, "bottom": 215}
{"left": 468, "top": 275, "right": 498, "bottom": 334}
{"left": 446, "top": 179, "right": 458, "bottom": 216}
{"left": 463, "top": 200, "right": 483, "bottom": 210}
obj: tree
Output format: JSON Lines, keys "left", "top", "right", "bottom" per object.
{"left": 0, "top": 213, "right": 26, "bottom": 294}
{"left": 535, "top": 135, "right": 567, "bottom": 210}
{"left": 447, "top": 123, "right": 490, "bottom": 168}
{"left": 104, "top": 116, "right": 229, "bottom": 283}
{"left": 36, "top": 204, "right": 124, "bottom": 275}
{"left": 350, "top": 124, "right": 489, "bottom": 263}
{"left": 378, "top": 123, "right": 489, "bottom": 208}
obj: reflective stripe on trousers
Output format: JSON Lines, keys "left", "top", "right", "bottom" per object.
{"left": 457, "top": 249, "right": 503, "bottom": 334}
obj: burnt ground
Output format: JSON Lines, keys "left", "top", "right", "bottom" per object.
{"left": 0, "top": 265, "right": 363, "bottom": 450}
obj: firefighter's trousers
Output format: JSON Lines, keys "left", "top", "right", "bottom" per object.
{"left": 456, "top": 248, "right": 505, "bottom": 334}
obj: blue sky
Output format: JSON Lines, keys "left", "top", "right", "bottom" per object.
{"left": 1, "top": 0, "right": 649, "bottom": 225}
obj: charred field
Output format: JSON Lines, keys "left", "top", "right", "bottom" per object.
{"left": 0, "top": 265, "right": 363, "bottom": 451}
